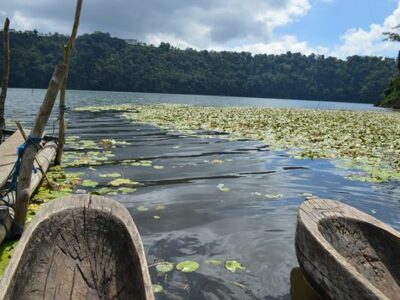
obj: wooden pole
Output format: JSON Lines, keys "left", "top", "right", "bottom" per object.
{"left": 14, "top": 64, "right": 66, "bottom": 230}
{"left": 15, "top": 121, "right": 53, "bottom": 187}
{"left": 0, "top": 18, "right": 10, "bottom": 145}
{"left": 55, "top": 0, "right": 83, "bottom": 165}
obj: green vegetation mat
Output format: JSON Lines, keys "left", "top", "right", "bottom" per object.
{"left": 76, "top": 104, "right": 400, "bottom": 183}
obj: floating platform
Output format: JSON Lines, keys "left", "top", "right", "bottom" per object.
{"left": 0, "top": 130, "right": 57, "bottom": 245}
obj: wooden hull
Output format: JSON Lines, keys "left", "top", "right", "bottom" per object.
{"left": 0, "top": 195, "right": 154, "bottom": 300}
{"left": 295, "top": 197, "right": 400, "bottom": 300}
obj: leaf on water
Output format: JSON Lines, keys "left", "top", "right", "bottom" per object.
{"left": 155, "top": 204, "right": 166, "bottom": 210}
{"left": 225, "top": 260, "right": 245, "bottom": 273}
{"left": 211, "top": 159, "right": 224, "bottom": 164}
{"left": 264, "top": 193, "right": 283, "bottom": 199}
{"left": 217, "top": 183, "right": 230, "bottom": 192}
{"left": 99, "top": 173, "right": 121, "bottom": 178}
{"left": 297, "top": 192, "right": 313, "bottom": 197}
{"left": 153, "top": 215, "right": 161, "bottom": 220}
{"left": 206, "top": 259, "right": 222, "bottom": 266}
{"left": 152, "top": 284, "right": 164, "bottom": 293}
{"left": 118, "top": 187, "right": 137, "bottom": 194}
{"left": 176, "top": 261, "right": 200, "bottom": 273}
{"left": 156, "top": 262, "right": 174, "bottom": 273}
{"left": 109, "top": 178, "right": 139, "bottom": 186}
{"left": 81, "top": 180, "right": 98, "bottom": 188}
{"left": 137, "top": 206, "right": 149, "bottom": 212}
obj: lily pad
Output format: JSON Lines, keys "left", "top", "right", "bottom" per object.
{"left": 217, "top": 183, "right": 230, "bottom": 192}
{"left": 264, "top": 193, "right": 283, "bottom": 199}
{"left": 110, "top": 178, "right": 139, "bottom": 186}
{"left": 99, "top": 173, "right": 121, "bottom": 178}
{"left": 152, "top": 284, "right": 164, "bottom": 293}
{"left": 81, "top": 180, "right": 98, "bottom": 188}
{"left": 118, "top": 187, "right": 137, "bottom": 194}
{"left": 225, "top": 260, "right": 245, "bottom": 273}
{"left": 156, "top": 262, "right": 174, "bottom": 273}
{"left": 206, "top": 259, "right": 222, "bottom": 266}
{"left": 137, "top": 206, "right": 149, "bottom": 212}
{"left": 176, "top": 261, "right": 200, "bottom": 273}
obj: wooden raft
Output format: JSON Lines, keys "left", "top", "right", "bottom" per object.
{"left": 295, "top": 197, "right": 400, "bottom": 300}
{"left": 0, "top": 130, "right": 26, "bottom": 188}
{"left": 0, "top": 132, "right": 57, "bottom": 245}
{"left": 0, "top": 194, "right": 154, "bottom": 300}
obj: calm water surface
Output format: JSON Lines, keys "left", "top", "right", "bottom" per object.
{"left": 4, "top": 88, "right": 399, "bottom": 299}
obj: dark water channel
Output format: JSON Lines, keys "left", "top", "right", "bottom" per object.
{"left": 60, "top": 108, "right": 400, "bottom": 299}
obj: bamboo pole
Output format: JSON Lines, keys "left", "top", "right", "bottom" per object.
{"left": 0, "top": 18, "right": 10, "bottom": 144}
{"left": 14, "top": 64, "right": 66, "bottom": 230}
{"left": 55, "top": 0, "right": 83, "bottom": 165}
{"left": 15, "top": 121, "right": 52, "bottom": 187}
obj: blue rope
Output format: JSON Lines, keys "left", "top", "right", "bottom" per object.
{"left": 8, "top": 136, "right": 42, "bottom": 192}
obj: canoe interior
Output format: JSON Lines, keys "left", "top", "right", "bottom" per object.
{"left": 295, "top": 198, "right": 400, "bottom": 300}
{"left": 0, "top": 195, "right": 153, "bottom": 300}
{"left": 319, "top": 217, "right": 400, "bottom": 299}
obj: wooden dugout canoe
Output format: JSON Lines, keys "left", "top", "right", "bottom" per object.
{"left": 295, "top": 197, "right": 400, "bottom": 300}
{"left": 0, "top": 194, "right": 154, "bottom": 300}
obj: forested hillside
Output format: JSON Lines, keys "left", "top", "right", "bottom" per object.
{"left": 1, "top": 30, "right": 397, "bottom": 103}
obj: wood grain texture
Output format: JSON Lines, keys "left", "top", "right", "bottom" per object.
{"left": 0, "top": 194, "right": 154, "bottom": 300}
{"left": 295, "top": 197, "right": 400, "bottom": 300}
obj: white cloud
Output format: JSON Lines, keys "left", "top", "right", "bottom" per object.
{"left": 229, "top": 35, "right": 328, "bottom": 55}
{"left": 329, "top": 2, "right": 400, "bottom": 57}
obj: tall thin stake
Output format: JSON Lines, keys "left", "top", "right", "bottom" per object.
{"left": 15, "top": 64, "right": 67, "bottom": 230}
{"left": 55, "top": 0, "right": 83, "bottom": 165}
{"left": 0, "top": 18, "right": 10, "bottom": 144}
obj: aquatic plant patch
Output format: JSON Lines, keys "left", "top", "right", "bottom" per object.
{"left": 76, "top": 104, "right": 400, "bottom": 183}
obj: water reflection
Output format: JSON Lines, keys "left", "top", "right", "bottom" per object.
{"left": 290, "top": 268, "right": 321, "bottom": 300}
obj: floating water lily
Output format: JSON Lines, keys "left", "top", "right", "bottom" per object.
{"left": 99, "top": 173, "right": 121, "bottom": 178}
{"left": 217, "top": 183, "right": 230, "bottom": 192}
{"left": 81, "top": 180, "right": 98, "bottom": 188}
{"left": 264, "top": 193, "right": 283, "bottom": 199}
{"left": 137, "top": 206, "right": 149, "bottom": 212}
{"left": 206, "top": 259, "right": 223, "bottom": 266}
{"left": 225, "top": 260, "right": 245, "bottom": 273}
{"left": 152, "top": 284, "right": 164, "bottom": 293}
{"left": 156, "top": 262, "right": 174, "bottom": 273}
{"left": 75, "top": 104, "right": 400, "bottom": 183}
{"left": 109, "top": 178, "right": 139, "bottom": 186}
{"left": 176, "top": 261, "right": 200, "bottom": 273}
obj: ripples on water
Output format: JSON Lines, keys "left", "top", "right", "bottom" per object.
{"left": 4, "top": 89, "right": 399, "bottom": 299}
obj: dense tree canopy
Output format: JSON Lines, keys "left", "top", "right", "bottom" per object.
{"left": 0, "top": 30, "right": 397, "bottom": 104}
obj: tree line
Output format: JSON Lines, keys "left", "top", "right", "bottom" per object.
{"left": 0, "top": 30, "right": 397, "bottom": 104}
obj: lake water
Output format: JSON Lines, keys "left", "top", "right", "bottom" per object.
{"left": 3, "top": 88, "right": 399, "bottom": 299}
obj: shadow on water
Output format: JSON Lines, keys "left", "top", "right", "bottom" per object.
{"left": 5, "top": 89, "right": 399, "bottom": 299}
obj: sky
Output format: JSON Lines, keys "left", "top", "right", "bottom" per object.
{"left": 1, "top": 0, "right": 400, "bottom": 58}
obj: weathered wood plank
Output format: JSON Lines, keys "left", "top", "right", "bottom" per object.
{"left": 295, "top": 198, "right": 400, "bottom": 300}
{"left": 0, "top": 195, "right": 154, "bottom": 300}
{"left": 0, "top": 130, "right": 27, "bottom": 188}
